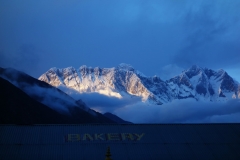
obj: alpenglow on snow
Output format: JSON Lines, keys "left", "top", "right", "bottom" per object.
{"left": 39, "top": 64, "right": 240, "bottom": 105}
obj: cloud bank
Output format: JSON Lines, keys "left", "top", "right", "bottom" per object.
{"left": 114, "top": 99, "right": 240, "bottom": 123}
{"left": 3, "top": 67, "right": 239, "bottom": 123}
{"left": 58, "top": 85, "right": 141, "bottom": 113}
{"left": 57, "top": 84, "right": 240, "bottom": 123}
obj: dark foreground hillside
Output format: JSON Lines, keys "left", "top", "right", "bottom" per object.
{"left": 0, "top": 77, "right": 115, "bottom": 124}
{"left": 104, "top": 112, "right": 132, "bottom": 124}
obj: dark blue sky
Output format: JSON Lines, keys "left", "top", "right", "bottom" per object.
{"left": 0, "top": 0, "right": 239, "bottom": 81}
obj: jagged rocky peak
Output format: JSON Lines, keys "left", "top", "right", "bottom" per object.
{"left": 238, "top": 85, "right": 240, "bottom": 97}
{"left": 215, "top": 69, "right": 229, "bottom": 79}
{"left": 63, "top": 66, "right": 75, "bottom": 72}
{"left": 39, "top": 64, "right": 240, "bottom": 105}
{"left": 168, "top": 72, "right": 192, "bottom": 88}
{"left": 202, "top": 67, "right": 231, "bottom": 82}
{"left": 152, "top": 75, "right": 163, "bottom": 83}
{"left": 116, "top": 63, "right": 135, "bottom": 72}
{"left": 184, "top": 65, "right": 204, "bottom": 79}
{"left": 46, "top": 67, "right": 59, "bottom": 75}
{"left": 80, "top": 65, "right": 96, "bottom": 70}
{"left": 49, "top": 67, "right": 58, "bottom": 71}
{"left": 93, "top": 67, "right": 102, "bottom": 76}
{"left": 79, "top": 65, "right": 108, "bottom": 76}
{"left": 218, "top": 73, "right": 236, "bottom": 92}
{"left": 80, "top": 65, "right": 87, "bottom": 69}
{"left": 79, "top": 65, "right": 93, "bottom": 74}
{"left": 135, "top": 70, "right": 146, "bottom": 77}
{"left": 189, "top": 64, "right": 203, "bottom": 71}
{"left": 203, "top": 68, "right": 216, "bottom": 79}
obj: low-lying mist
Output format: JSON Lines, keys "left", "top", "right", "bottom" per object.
{"left": 58, "top": 85, "right": 240, "bottom": 123}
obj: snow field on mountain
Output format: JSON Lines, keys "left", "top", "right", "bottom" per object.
{"left": 39, "top": 64, "right": 240, "bottom": 106}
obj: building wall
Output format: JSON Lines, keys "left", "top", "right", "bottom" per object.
{"left": 0, "top": 124, "right": 240, "bottom": 160}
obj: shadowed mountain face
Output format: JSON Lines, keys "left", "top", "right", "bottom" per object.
{"left": 103, "top": 112, "right": 132, "bottom": 124}
{"left": 39, "top": 64, "right": 240, "bottom": 105}
{"left": 0, "top": 68, "right": 116, "bottom": 124}
{"left": 167, "top": 65, "right": 240, "bottom": 101}
{"left": 0, "top": 77, "right": 71, "bottom": 124}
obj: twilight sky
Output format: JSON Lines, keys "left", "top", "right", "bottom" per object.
{"left": 0, "top": 0, "right": 240, "bottom": 81}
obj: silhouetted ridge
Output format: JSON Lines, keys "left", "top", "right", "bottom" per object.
{"left": 0, "top": 68, "right": 116, "bottom": 124}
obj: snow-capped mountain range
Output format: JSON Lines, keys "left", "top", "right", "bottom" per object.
{"left": 39, "top": 64, "right": 240, "bottom": 105}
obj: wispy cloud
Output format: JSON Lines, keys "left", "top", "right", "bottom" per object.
{"left": 23, "top": 84, "right": 75, "bottom": 114}
{"left": 78, "top": 93, "right": 141, "bottom": 113}
{"left": 0, "top": 69, "right": 83, "bottom": 114}
{"left": 55, "top": 74, "right": 240, "bottom": 123}
{"left": 58, "top": 84, "right": 240, "bottom": 123}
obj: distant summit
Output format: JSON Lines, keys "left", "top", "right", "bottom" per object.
{"left": 39, "top": 64, "right": 240, "bottom": 105}
{"left": 117, "top": 63, "right": 135, "bottom": 71}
